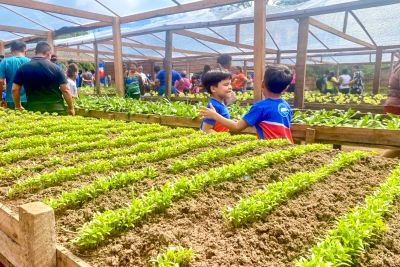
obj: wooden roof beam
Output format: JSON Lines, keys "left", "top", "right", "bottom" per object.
{"left": 0, "top": 0, "right": 114, "bottom": 23}
{"left": 101, "top": 40, "right": 215, "bottom": 56}
{"left": 308, "top": 17, "right": 375, "bottom": 49}
{"left": 174, "top": 29, "right": 277, "bottom": 53}
{"left": 55, "top": 46, "right": 161, "bottom": 60}
{"left": 0, "top": 25, "right": 47, "bottom": 36}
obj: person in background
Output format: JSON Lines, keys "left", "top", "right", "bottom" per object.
{"left": 350, "top": 65, "right": 364, "bottom": 94}
{"left": 124, "top": 62, "right": 142, "bottom": 100}
{"left": 67, "top": 63, "right": 79, "bottom": 98}
{"left": 383, "top": 54, "right": 400, "bottom": 158}
{"left": 338, "top": 69, "right": 351, "bottom": 94}
{"left": 175, "top": 72, "right": 191, "bottom": 94}
{"left": 90, "top": 70, "right": 96, "bottom": 87}
{"left": 12, "top": 41, "right": 74, "bottom": 115}
{"left": 325, "top": 71, "right": 338, "bottom": 94}
{"left": 200, "top": 70, "right": 232, "bottom": 133}
{"left": 138, "top": 65, "right": 150, "bottom": 95}
{"left": 76, "top": 70, "right": 82, "bottom": 88}
{"left": 0, "top": 40, "right": 30, "bottom": 109}
{"left": 155, "top": 66, "right": 183, "bottom": 96}
{"left": 288, "top": 67, "right": 296, "bottom": 93}
{"left": 231, "top": 66, "right": 247, "bottom": 93}
{"left": 81, "top": 68, "right": 93, "bottom": 87}
{"left": 216, "top": 54, "right": 232, "bottom": 72}
{"left": 246, "top": 74, "right": 254, "bottom": 90}
{"left": 200, "top": 64, "right": 294, "bottom": 144}
{"left": 190, "top": 75, "right": 200, "bottom": 94}
{"left": 200, "top": 64, "right": 211, "bottom": 84}
{"left": 50, "top": 54, "right": 62, "bottom": 70}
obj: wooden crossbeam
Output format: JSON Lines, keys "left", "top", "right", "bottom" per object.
{"left": 0, "top": 0, "right": 113, "bottom": 22}
{"left": 56, "top": 47, "right": 161, "bottom": 60}
{"left": 309, "top": 17, "right": 375, "bottom": 49}
{"left": 0, "top": 25, "right": 47, "bottom": 36}
{"left": 120, "top": 0, "right": 249, "bottom": 24}
{"left": 174, "top": 29, "right": 277, "bottom": 53}
{"left": 101, "top": 40, "right": 214, "bottom": 56}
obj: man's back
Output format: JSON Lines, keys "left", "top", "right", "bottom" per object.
{"left": 13, "top": 57, "right": 67, "bottom": 105}
{"left": 0, "top": 56, "right": 30, "bottom": 105}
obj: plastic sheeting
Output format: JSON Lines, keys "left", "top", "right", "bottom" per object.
{"left": 2, "top": 0, "right": 399, "bottom": 64}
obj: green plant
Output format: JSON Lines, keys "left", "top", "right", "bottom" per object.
{"left": 151, "top": 246, "right": 193, "bottom": 267}
{"left": 73, "top": 144, "right": 328, "bottom": 249}
{"left": 295, "top": 163, "right": 400, "bottom": 266}
{"left": 224, "top": 151, "right": 369, "bottom": 227}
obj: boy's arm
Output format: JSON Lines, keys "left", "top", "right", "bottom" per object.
{"left": 201, "top": 122, "right": 217, "bottom": 134}
{"left": 199, "top": 103, "right": 249, "bottom": 132}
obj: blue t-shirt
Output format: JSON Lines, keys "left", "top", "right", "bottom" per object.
{"left": 200, "top": 98, "right": 230, "bottom": 132}
{"left": 156, "top": 70, "right": 181, "bottom": 87}
{"left": 0, "top": 56, "right": 30, "bottom": 104}
{"left": 243, "top": 98, "right": 294, "bottom": 143}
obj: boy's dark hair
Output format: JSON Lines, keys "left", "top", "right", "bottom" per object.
{"left": 10, "top": 41, "right": 26, "bottom": 52}
{"left": 217, "top": 54, "right": 232, "bottom": 68}
{"left": 342, "top": 69, "right": 349, "bottom": 75}
{"left": 263, "top": 64, "right": 292, "bottom": 94}
{"left": 35, "top": 41, "right": 51, "bottom": 55}
{"left": 154, "top": 66, "right": 161, "bottom": 73}
{"left": 180, "top": 72, "right": 187, "bottom": 78}
{"left": 236, "top": 66, "right": 242, "bottom": 73}
{"left": 67, "top": 59, "right": 75, "bottom": 65}
{"left": 202, "top": 70, "right": 231, "bottom": 94}
{"left": 67, "top": 63, "right": 78, "bottom": 78}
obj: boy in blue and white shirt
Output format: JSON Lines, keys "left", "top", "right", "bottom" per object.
{"left": 200, "top": 64, "right": 294, "bottom": 144}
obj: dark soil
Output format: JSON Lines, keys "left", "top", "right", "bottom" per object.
{"left": 357, "top": 200, "right": 400, "bottom": 267}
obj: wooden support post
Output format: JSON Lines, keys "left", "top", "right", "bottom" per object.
{"left": 94, "top": 43, "right": 101, "bottom": 95}
{"left": 235, "top": 24, "right": 240, "bottom": 44}
{"left": 150, "top": 60, "right": 155, "bottom": 80}
{"left": 0, "top": 41, "right": 4, "bottom": 55}
{"left": 294, "top": 17, "right": 310, "bottom": 109}
{"left": 164, "top": 30, "right": 173, "bottom": 99}
{"left": 390, "top": 52, "right": 395, "bottom": 71}
{"left": 186, "top": 62, "right": 190, "bottom": 76}
{"left": 253, "top": 0, "right": 266, "bottom": 101}
{"left": 47, "top": 31, "right": 54, "bottom": 52}
{"left": 243, "top": 60, "right": 248, "bottom": 76}
{"left": 305, "top": 128, "right": 316, "bottom": 144}
{"left": 19, "top": 202, "right": 56, "bottom": 267}
{"left": 336, "top": 64, "right": 340, "bottom": 76}
{"left": 276, "top": 50, "right": 281, "bottom": 64}
{"left": 373, "top": 47, "right": 383, "bottom": 95}
{"left": 112, "top": 17, "right": 124, "bottom": 97}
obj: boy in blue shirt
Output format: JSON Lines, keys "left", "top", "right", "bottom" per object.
{"left": 0, "top": 41, "right": 30, "bottom": 109}
{"left": 200, "top": 70, "right": 232, "bottom": 133}
{"left": 200, "top": 65, "right": 294, "bottom": 144}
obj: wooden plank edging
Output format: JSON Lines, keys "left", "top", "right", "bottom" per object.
{"left": 75, "top": 108, "right": 400, "bottom": 148}
{"left": 0, "top": 202, "right": 90, "bottom": 267}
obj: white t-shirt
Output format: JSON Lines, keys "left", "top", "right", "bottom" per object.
{"left": 139, "top": 72, "right": 148, "bottom": 85}
{"left": 67, "top": 78, "right": 78, "bottom": 97}
{"left": 339, "top": 74, "right": 351, "bottom": 89}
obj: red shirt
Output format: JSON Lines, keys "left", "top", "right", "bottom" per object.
{"left": 231, "top": 73, "right": 246, "bottom": 90}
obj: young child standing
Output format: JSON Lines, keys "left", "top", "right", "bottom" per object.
{"left": 200, "top": 70, "right": 232, "bottom": 133}
{"left": 67, "top": 63, "right": 79, "bottom": 97}
{"left": 200, "top": 64, "right": 294, "bottom": 144}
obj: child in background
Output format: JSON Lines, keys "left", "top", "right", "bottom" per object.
{"left": 67, "top": 63, "right": 79, "bottom": 97}
{"left": 200, "top": 70, "right": 232, "bottom": 133}
{"left": 200, "top": 64, "right": 294, "bottom": 144}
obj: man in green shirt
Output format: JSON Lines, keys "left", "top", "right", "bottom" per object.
{"left": 0, "top": 41, "right": 30, "bottom": 108}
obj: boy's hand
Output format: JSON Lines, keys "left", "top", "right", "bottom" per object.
{"left": 198, "top": 103, "right": 217, "bottom": 119}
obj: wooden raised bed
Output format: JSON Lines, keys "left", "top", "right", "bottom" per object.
{"left": 75, "top": 108, "right": 400, "bottom": 149}
{"left": 0, "top": 202, "right": 90, "bottom": 267}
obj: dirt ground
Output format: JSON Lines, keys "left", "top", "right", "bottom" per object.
{"left": 62, "top": 151, "right": 395, "bottom": 267}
